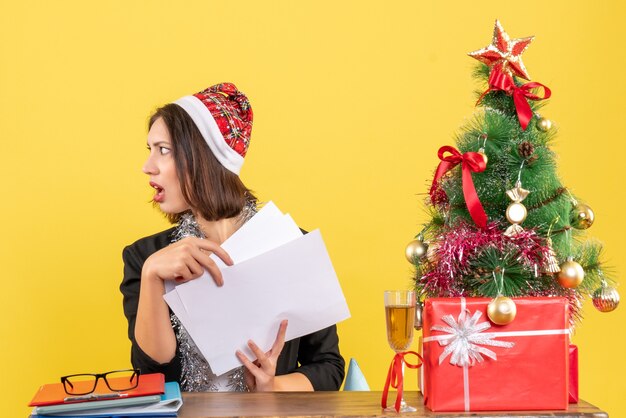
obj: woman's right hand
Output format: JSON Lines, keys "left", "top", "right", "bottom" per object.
{"left": 142, "top": 237, "right": 233, "bottom": 286}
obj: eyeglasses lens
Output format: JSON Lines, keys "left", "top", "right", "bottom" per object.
{"left": 63, "top": 375, "right": 98, "bottom": 395}
{"left": 105, "top": 370, "right": 140, "bottom": 391}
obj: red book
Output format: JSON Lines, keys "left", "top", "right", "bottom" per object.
{"left": 29, "top": 373, "right": 165, "bottom": 407}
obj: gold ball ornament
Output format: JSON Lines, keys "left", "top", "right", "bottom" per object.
{"left": 487, "top": 296, "right": 517, "bottom": 325}
{"left": 592, "top": 284, "right": 620, "bottom": 312}
{"left": 536, "top": 117, "right": 552, "bottom": 132}
{"left": 557, "top": 259, "right": 585, "bottom": 288}
{"left": 570, "top": 203, "right": 595, "bottom": 229}
{"left": 405, "top": 239, "right": 428, "bottom": 263}
{"left": 506, "top": 202, "right": 527, "bottom": 224}
{"left": 478, "top": 147, "right": 488, "bottom": 166}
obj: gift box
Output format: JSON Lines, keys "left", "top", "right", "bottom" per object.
{"left": 422, "top": 297, "right": 569, "bottom": 412}
{"left": 569, "top": 344, "right": 579, "bottom": 403}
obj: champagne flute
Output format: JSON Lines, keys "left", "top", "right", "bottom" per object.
{"left": 384, "top": 290, "right": 417, "bottom": 412}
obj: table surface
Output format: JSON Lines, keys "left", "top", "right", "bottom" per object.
{"left": 179, "top": 391, "right": 608, "bottom": 418}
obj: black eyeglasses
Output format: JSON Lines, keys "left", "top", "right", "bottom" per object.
{"left": 61, "top": 369, "right": 141, "bottom": 395}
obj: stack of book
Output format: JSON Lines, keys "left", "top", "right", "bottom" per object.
{"left": 28, "top": 373, "right": 182, "bottom": 417}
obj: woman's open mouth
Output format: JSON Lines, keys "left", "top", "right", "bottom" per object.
{"left": 150, "top": 181, "right": 165, "bottom": 203}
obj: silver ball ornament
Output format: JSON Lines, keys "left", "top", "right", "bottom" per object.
{"left": 592, "top": 285, "right": 620, "bottom": 312}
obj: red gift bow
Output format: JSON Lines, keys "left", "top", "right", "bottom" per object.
{"left": 429, "top": 146, "right": 488, "bottom": 228}
{"left": 478, "top": 67, "right": 552, "bottom": 130}
{"left": 381, "top": 351, "right": 423, "bottom": 412}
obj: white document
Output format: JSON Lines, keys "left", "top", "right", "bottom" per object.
{"left": 163, "top": 202, "right": 350, "bottom": 376}
{"left": 218, "top": 211, "right": 303, "bottom": 266}
{"left": 164, "top": 201, "right": 303, "bottom": 331}
{"left": 164, "top": 201, "right": 300, "bottom": 293}
{"left": 174, "top": 229, "right": 350, "bottom": 376}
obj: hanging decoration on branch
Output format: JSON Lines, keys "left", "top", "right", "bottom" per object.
{"left": 504, "top": 180, "right": 530, "bottom": 236}
{"left": 543, "top": 237, "right": 561, "bottom": 274}
{"left": 543, "top": 219, "right": 561, "bottom": 274}
{"left": 429, "top": 146, "right": 488, "bottom": 228}
{"left": 477, "top": 133, "right": 489, "bottom": 166}
{"left": 536, "top": 117, "right": 553, "bottom": 132}
{"left": 570, "top": 202, "right": 595, "bottom": 230}
{"left": 487, "top": 270, "right": 517, "bottom": 326}
{"left": 557, "top": 228, "right": 585, "bottom": 288}
{"left": 558, "top": 257, "right": 585, "bottom": 289}
{"left": 592, "top": 279, "right": 620, "bottom": 312}
{"left": 504, "top": 162, "right": 530, "bottom": 237}
{"left": 406, "top": 234, "right": 429, "bottom": 263}
{"left": 478, "top": 149, "right": 488, "bottom": 166}
{"left": 487, "top": 296, "right": 517, "bottom": 325}
{"left": 469, "top": 20, "right": 551, "bottom": 130}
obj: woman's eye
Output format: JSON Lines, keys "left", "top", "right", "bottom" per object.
{"left": 159, "top": 147, "right": 171, "bottom": 155}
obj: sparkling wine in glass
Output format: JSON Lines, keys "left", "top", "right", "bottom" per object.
{"left": 384, "top": 290, "right": 416, "bottom": 412}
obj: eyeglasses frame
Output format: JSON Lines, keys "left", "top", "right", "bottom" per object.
{"left": 60, "top": 368, "right": 141, "bottom": 395}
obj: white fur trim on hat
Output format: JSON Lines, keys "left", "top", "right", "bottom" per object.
{"left": 174, "top": 95, "right": 244, "bottom": 175}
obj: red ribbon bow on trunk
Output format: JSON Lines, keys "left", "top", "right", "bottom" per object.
{"left": 478, "top": 67, "right": 551, "bottom": 130}
{"left": 429, "top": 146, "right": 488, "bottom": 228}
{"left": 381, "top": 351, "right": 423, "bottom": 412}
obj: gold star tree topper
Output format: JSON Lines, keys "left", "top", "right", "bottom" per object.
{"left": 468, "top": 20, "right": 534, "bottom": 80}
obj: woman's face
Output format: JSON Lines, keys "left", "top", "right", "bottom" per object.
{"left": 143, "top": 117, "right": 191, "bottom": 214}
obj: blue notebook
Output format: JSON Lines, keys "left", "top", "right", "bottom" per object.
{"left": 31, "top": 381, "right": 182, "bottom": 417}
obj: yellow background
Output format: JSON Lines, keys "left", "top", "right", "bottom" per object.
{"left": 2, "top": 1, "right": 624, "bottom": 416}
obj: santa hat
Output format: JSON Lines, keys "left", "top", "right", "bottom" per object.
{"left": 174, "top": 83, "right": 253, "bottom": 175}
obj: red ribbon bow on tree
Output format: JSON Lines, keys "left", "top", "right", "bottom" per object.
{"left": 429, "top": 146, "right": 488, "bottom": 228}
{"left": 381, "top": 351, "right": 423, "bottom": 412}
{"left": 478, "top": 67, "right": 551, "bottom": 130}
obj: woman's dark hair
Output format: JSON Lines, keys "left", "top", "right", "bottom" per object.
{"left": 149, "top": 103, "right": 257, "bottom": 224}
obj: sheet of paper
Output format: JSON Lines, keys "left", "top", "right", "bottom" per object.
{"left": 164, "top": 201, "right": 304, "bottom": 343}
{"left": 173, "top": 229, "right": 350, "bottom": 376}
{"left": 217, "top": 212, "right": 303, "bottom": 266}
{"left": 164, "top": 201, "right": 300, "bottom": 294}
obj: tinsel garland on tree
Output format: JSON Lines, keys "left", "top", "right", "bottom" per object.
{"left": 409, "top": 20, "right": 619, "bottom": 325}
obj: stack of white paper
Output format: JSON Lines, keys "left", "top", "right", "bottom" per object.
{"left": 163, "top": 202, "right": 351, "bottom": 376}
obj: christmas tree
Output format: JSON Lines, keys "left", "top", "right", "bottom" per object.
{"left": 409, "top": 20, "right": 619, "bottom": 325}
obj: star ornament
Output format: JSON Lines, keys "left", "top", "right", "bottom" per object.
{"left": 468, "top": 20, "right": 535, "bottom": 80}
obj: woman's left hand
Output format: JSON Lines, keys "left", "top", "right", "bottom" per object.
{"left": 237, "top": 319, "right": 288, "bottom": 392}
